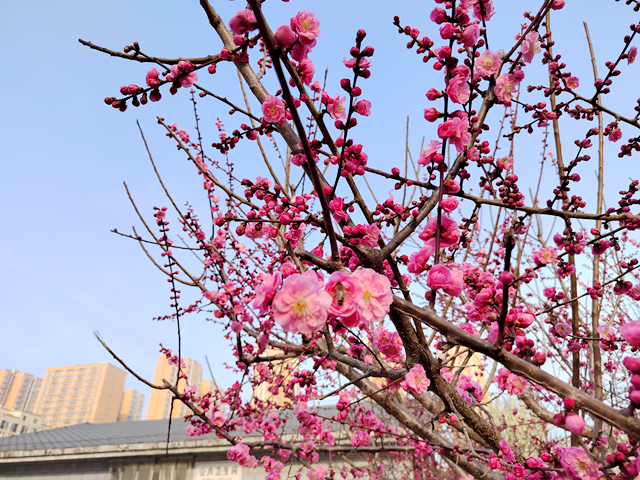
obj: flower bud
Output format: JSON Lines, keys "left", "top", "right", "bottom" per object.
{"left": 430, "top": 7, "right": 447, "bottom": 24}
{"left": 275, "top": 25, "right": 298, "bottom": 50}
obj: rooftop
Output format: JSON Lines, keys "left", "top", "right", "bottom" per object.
{"left": 0, "top": 406, "right": 339, "bottom": 453}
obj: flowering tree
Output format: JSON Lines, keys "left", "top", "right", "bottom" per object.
{"left": 85, "top": 0, "right": 640, "bottom": 478}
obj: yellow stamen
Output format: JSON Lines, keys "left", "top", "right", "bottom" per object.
{"left": 293, "top": 299, "right": 307, "bottom": 316}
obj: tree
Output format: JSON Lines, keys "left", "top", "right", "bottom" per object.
{"left": 84, "top": 0, "right": 640, "bottom": 478}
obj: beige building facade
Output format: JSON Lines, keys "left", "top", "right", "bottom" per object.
{"left": 0, "top": 370, "right": 42, "bottom": 413}
{"left": 0, "top": 408, "right": 50, "bottom": 437}
{"left": 146, "top": 356, "right": 202, "bottom": 420}
{"left": 33, "top": 363, "right": 126, "bottom": 428}
{"left": 117, "top": 390, "right": 145, "bottom": 422}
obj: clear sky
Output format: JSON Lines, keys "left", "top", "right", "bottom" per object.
{"left": 1, "top": 0, "right": 638, "bottom": 418}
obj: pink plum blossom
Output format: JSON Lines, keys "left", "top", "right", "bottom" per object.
{"left": 307, "top": 466, "right": 326, "bottom": 480}
{"left": 353, "top": 268, "right": 393, "bottom": 322}
{"left": 496, "top": 156, "right": 514, "bottom": 170}
{"left": 555, "top": 322, "right": 571, "bottom": 338}
{"left": 297, "top": 59, "right": 315, "bottom": 86}
{"left": 227, "top": 443, "right": 258, "bottom": 468}
{"left": 461, "top": 24, "right": 480, "bottom": 48}
{"left": 291, "top": 10, "right": 321, "bottom": 46}
{"left": 620, "top": 320, "right": 640, "bottom": 347}
{"left": 446, "top": 74, "right": 470, "bottom": 104}
{"left": 495, "top": 72, "right": 522, "bottom": 106}
{"left": 533, "top": 246, "right": 558, "bottom": 265}
{"left": 274, "top": 25, "right": 298, "bottom": 50}
{"left": 505, "top": 373, "right": 527, "bottom": 395}
{"left": 596, "top": 324, "right": 615, "bottom": 342}
{"left": 623, "top": 356, "right": 640, "bottom": 373}
{"left": 441, "top": 197, "right": 458, "bottom": 212}
{"left": 407, "top": 245, "right": 434, "bottom": 274}
{"left": 329, "top": 197, "right": 350, "bottom": 222}
{"left": 475, "top": 50, "right": 502, "bottom": 77}
{"left": 350, "top": 430, "right": 371, "bottom": 447}
{"left": 436, "top": 112, "right": 471, "bottom": 152}
{"left": 354, "top": 100, "right": 371, "bottom": 116}
{"left": 170, "top": 61, "right": 198, "bottom": 88}
{"left": 404, "top": 364, "right": 430, "bottom": 394}
{"left": 419, "top": 215, "right": 460, "bottom": 248}
{"left": 565, "top": 414, "right": 586, "bottom": 436}
{"left": 521, "top": 31, "right": 542, "bottom": 64}
{"left": 472, "top": 0, "right": 496, "bottom": 22}
{"left": 262, "top": 95, "right": 287, "bottom": 123}
{"left": 359, "top": 224, "right": 380, "bottom": 248}
{"left": 228, "top": 9, "right": 257, "bottom": 35}
{"left": 430, "top": 7, "right": 447, "bottom": 24}
{"left": 427, "top": 266, "right": 464, "bottom": 297}
{"left": 418, "top": 140, "right": 443, "bottom": 165}
{"left": 272, "top": 270, "right": 332, "bottom": 335}
{"left": 560, "top": 447, "right": 599, "bottom": 480}
{"left": 252, "top": 273, "right": 281, "bottom": 316}
{"left": 146, "top": 67, "right": 161, "bottom": 88}
{"left": 566, "top": 76, "right": 580, "bottom": 89}
{"left": 444, "top": 179, "right": 460, "bottom": 194}
{"left": 439, "top": 23, "right": 454, "bottom": 40}
{"left": 608, "top": 128, "right": 622, "bottom": 142}
{"left": 526, "top": 457, "right": 544, "bottom": 469}
{"left": 629, "top": 46, "right": 638, "bottom": 65}
{"left": 373, "top": 326, "right": 404, "bottom": 361}
{"left": 327, "top": 94, "right": 347, "bottom": 120}
{"left": 325, "top": 271, "right": 363, "bottom": 319}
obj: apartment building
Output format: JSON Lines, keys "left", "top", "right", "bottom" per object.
{"left": 146, "top": 356, "right": 202, "bottom": 420}
{"left": 33, "top": 363, "right": 126, "bottom": 428}
{"left": 117, "top": 390, "right": 145, "bottom": 422}
{"left": 0, "top": 408, "right": 50, "bottom": 437}
{"left": 0, "top": 370, "right": 42, "bottom": 413}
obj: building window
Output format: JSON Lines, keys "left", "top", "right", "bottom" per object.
{"left": 11, "top": 424, "right": 18, "bottom": 432}
{"left": 0, "top": 421, "right": 7, "bottom": 429}
{"left": 20, "top": 426, "right": 27, "bottom": 434}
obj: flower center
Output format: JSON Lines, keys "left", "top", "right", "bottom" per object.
{"left": 363, "top": 290, "right": 372, "bottom": 301}
{"left": 293, "top": 299, "right": 308, "bottom": 317}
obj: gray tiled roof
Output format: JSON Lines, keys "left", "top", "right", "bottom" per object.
{"left": 0, "top": 406, "right": 339, "bottom": 452}
{"left": 0, "top": 419, "right": 208, "bottom": 452}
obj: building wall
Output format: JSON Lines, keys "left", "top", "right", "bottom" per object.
{"left": 0, "top": 408, "right": 50, "bottom": 437}
{"left": 0, "top": 371, "right": 42, "bottom": 413}
{"left": 0, "top": 452, "right": 353, "bottom": 480}
{"left": 33, "top": 363, "right": 126, "bottom": 428}
{"left": 117, "top": 390, "right": 145, "bottom": 422}
{"left": 0, "top": 371, "right": 13, "bottom": 409}
{"left": 147, "top": 356, "right": 202, "bottom": 421}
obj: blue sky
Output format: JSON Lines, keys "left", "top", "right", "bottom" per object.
{"left": 1, "top": 0, "right": 638, "bottom": 418}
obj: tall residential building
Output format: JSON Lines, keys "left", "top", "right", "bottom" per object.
{"left": 199, "top": 379, "right": 219, "bottom": 397}
{"left": 252, "top": 348, "right": 295, "bottom": 407}
{"left": 117, "top": 390, "right": 145, "bottom": 422}
{"left": 0, "top": 370, "right": 42, "bottom": 413}
{"left": 33, "top": 363, "right": 126, "bottom": 428}
{"left": 146, "top": 355, "right": 202, "bottom": 420}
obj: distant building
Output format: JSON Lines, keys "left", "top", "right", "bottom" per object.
{"left": 0, "top": 408, "right": 50, "bottom": 438}
{"left": 0, "top": 408, "right": 348, "bottom": 480}
{"left": 33, "top": 363, "right": 126, "bottom": 428}
{"left": 199, "top": 379, "right": 219, "bottom": 397}
{"left": 117, "top": 390, "right": 145, "bottom": 422}
{"left": 0, "top": 370, "right": 42, "bottom": 413}
{"left": 146, "top": 356, "right": 202, "bottom": 420}
{"left": 252, "top": 348, "right": 296, "bottom": 407}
